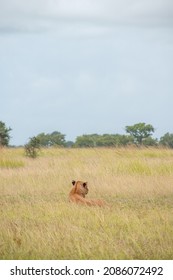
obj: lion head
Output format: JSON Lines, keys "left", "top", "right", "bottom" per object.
{"left": 71, "top": 180, "right": 88, "bottom": 198}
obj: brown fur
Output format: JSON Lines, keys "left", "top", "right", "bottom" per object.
{"left": 69, "top": 180, "right": 106, "bottom": 207}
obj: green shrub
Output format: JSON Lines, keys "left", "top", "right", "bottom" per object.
{"left": 25, "top": 137, "right": 41, "bottom": 158}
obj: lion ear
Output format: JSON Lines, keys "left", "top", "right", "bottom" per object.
{"left": 72, "top": 180, "right": 76, "bottom": 185}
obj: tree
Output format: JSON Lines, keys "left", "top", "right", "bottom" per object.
{"left": 25, "top": 137, "right": 41, "bottom": 158}
{"left": 160, "top": 133, "right": 173, "bottom": 148}
{"left": 0, "top": 121, "right": 12, "bottom": 146}
{"left": 96, "top": 134, "right": 134, "bottom": 147}
{"left": 35, "top": 133, "right": 49, "bottom": 146}
{"left": 36, "top": 131, "right": 66, "bottom": 147}
{"left": 125, "top": 122, "right": 155, "bottom": 145}
{"left": 74, "top": 133, "right": 134, "bottom": 147}
{"left": 74, "top": 134, "right": 98, "bottom": 147}
{"left": 49, "top": 131, "right": 66, "bottom": 146}
{"left": 65, "top": 141, "right": 74, "bottom": 148}
{"left": 142, "top": 137, "right": 158, "bottom": 147}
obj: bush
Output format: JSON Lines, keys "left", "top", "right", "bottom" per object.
{"left": 25, "top": 137, "right": 41, "bottom": 158}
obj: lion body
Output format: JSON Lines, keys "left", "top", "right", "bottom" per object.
{"left": 69, "top": 180, "right": 106, "bottom": 207}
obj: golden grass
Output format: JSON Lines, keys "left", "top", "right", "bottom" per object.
{"left": 0, "top": 147, "right": 173, "bottom": 259}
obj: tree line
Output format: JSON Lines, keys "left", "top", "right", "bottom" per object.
{"left": 1, "top": 120, "right": 173, "bottom": 149}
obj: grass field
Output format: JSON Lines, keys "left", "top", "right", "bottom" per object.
{"left": 0, "top": 147, "right": 173, "bottom": 260}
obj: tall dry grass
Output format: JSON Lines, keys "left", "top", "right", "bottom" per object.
{"left": 0, "top": 147, "right": 173, "bottom": 259}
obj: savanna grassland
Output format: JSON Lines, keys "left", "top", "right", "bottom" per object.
{"left": 0, "top": 147, "right": 173, "bottom": 260}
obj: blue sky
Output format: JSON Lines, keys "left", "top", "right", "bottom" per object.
{"left": 0, "top": 0, "right": 173, "bottom": 145}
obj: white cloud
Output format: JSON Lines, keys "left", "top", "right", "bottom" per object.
{"left": 0, "top": 0, "right": 172, "bottom": 34}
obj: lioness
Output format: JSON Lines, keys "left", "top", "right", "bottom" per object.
{"left": 69, "top": 180, "right": 106, "bottom": 207}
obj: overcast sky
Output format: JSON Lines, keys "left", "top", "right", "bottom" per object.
{"left": 0, "top": 0, "right": 173, "bottom": 145}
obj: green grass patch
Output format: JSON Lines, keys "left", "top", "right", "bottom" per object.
{"left": 0, "top": 159, "right": 24, "bottom": 168}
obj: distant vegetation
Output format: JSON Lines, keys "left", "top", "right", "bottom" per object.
{"left": 0, "top": 121, "right": 12, "bottom": 146}
{"left": 1, "top": 120, "right": 173, "bottom": 149}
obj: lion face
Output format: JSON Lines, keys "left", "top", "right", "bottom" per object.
{"left": 72, "top": 180, "right": 88, "bottom": 197}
